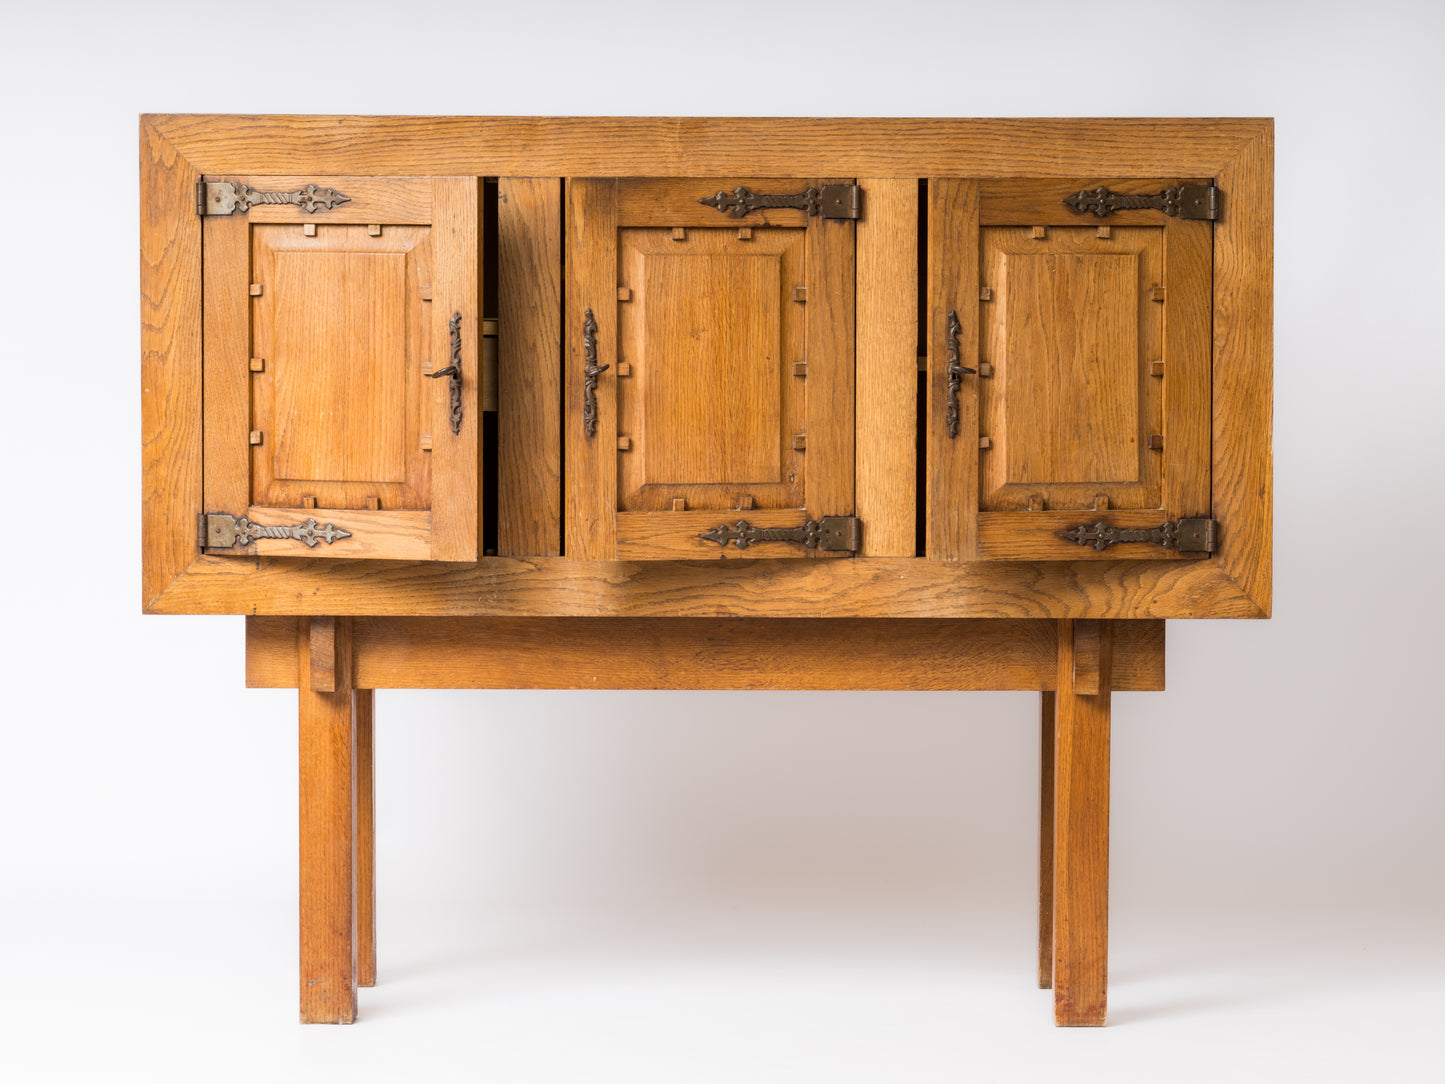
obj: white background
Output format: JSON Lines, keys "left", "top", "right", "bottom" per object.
{"left": 1, "top": 1, "right": 1442, "bottom": 1079}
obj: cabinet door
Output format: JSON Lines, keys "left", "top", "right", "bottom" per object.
{"left": 565, "top": 178, "right": 855, "bottom": 560}
{"left": 201, "top": 176, "right": 480, "bottom": 560}
{"left": 929, "top": 178, "right": 1211, "bottom": 561}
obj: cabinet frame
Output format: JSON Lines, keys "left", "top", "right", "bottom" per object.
{"left": 142, "top": 115, "right": 1272, "bottom": 620}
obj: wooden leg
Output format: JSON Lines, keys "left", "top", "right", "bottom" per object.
{"left": 1052, "top": 619, "right": 1111, "bottom": 1027}
{"left": 299, "top": 617, "right": 358, "bottom": 1024}
{"left": 356, "top": 688, "right": 376, "bottom": 988}
{"left": 1038, "top": 690, "right": 1056, "bottom": 990}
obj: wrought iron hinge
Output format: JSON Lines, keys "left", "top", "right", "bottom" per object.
{"left": 1059, "top": 517, "right": 1217, "bottom": 553}
{"left": 698, "top": 184, "right": 863, "bottom": 220}
{"left": 697, "top": 516, "right": 862, "bottom": 553}
{"left": 197, "top": 180, "right": 351, "bottom": 216}
{"left": 198, "top": 512, "right": 352, "bottom": 550}
{"left": 1061, "top": 184, "right": 1220, "bottom": 221}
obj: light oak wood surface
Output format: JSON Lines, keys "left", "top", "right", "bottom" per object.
{"left": 297, "top": 617, "right": 358, "bottom": 1024}
{"left": 245, "top": 616, "right": 1164, "bottom": 692}
{"left": 1052, "top": 619, "right": 1112, "bottom": 1026}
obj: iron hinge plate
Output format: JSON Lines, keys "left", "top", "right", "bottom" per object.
{"left": 697, "top": 515, "right": 863, "bottom": 553}
{"left": 1058, "top": 516, "right": 1218, "bottom": 554}
{"left": 199, "top": 512, "right": 353, "bottom": 550}
{"left": 817, "top": 184, "right": 863, "bottom": 219}
{"left": 197, "top": 179, "right": 352, "bottom": 217}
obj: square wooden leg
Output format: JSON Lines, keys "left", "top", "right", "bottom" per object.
{"left": 356, "top": 688, "right": 376, "bottom": 988}
{"left": 299, "top": 617, "right": 358, "bottom": 1024}
{"left": 1052, "top": 619, "right": 1111, "bottom": 1027}
{"left": 1038, "top": 690, "right": 1056, "bottom": 990}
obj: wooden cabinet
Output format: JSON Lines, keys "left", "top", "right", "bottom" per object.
{"left": 141, "top": 116, "right": 1273, "bottom": 1028}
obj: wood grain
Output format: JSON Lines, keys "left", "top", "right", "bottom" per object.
{"left": 804, "top": 178, "right": 856, "bottom": 541}
{"left": 143, "top": 116, "right": 1272, "bottom": 620}
{"left": 201, "top": 214, "right": 251, "bottom": 517}
{"left": 1052, "top": 618, "right": 1112, "bottom": 1026}
{"left": 927, "top": 179, "right": 979, "bottom": 562}
{"left": 308, "top": 616, "right": 337, "bottom": 692}
{"left": 1163, "top": 215, "right": 1213, "bottom": 518}
{"left": 149, "top": 116, "right": 1271, "bottom": 179}
{"left": 298, "top": 617, "right": 357, "bottom": 1024}
{"left": 855, "top": 179, "right": 917, "bottom": 556}
{"left": 245, "top": 615, "right": 1165, "bottom": 692}
{"left": 1213, "top": 125, "right": 1274, "bottom": 614}
{"left": 140, "top": 118, "right": 202, "bottom": 610}
{"left": 427, "top": 177, "right": 480, "bottom": 561}
{"left": 1038, "top": 690, "right": 1056, "bottom": 989}
{"left": 497, "top": 178, "right": 563, "bottom": 556}
{"left": 172, "top": 552, "right": 1258, "bottom": 618}
{"left": 355, "top": 688, "right": 375, "bottom": 989}
{"left": 564, "top": 178, "right": 618, "bottom": 559}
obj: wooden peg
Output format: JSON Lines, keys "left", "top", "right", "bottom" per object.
{"left": 978, "top": 361, "right": 994, "bottom": 377}
{"left": 1027, "top": 495, "right": 1045, "bottom": 512}
{"left": 736, "top": 495, "right": 754, "bottom": 511}
{"left": 303, "top": 222, "right": 317, "bottom": 237}
{"left": 1071, "top": 619, "right": 1103, "bottom": 696}
{"left": 793, "top": 360, "right": 808, "bottom": 377}
{"left": 419, "top": 285, "right": 432, "bottom": 301}
{"left": 1032, "top": 226, "right": 1047, "bottom": 239}
{"left": 1149, "top": 359, "right": 1165, "bottom": 377}
{"left": 737, "top": 227, "right": 753, "bottom": 240}
{"left": 1147, "top": 434, "right": 1164, "bottom": 450}
{"left": 301, "top": 496, "right": 317, "bottom": 510}
{"left": 671, "top": 498, "right": 687, "bottom": 512}
{"left": 308, "top": 616, "right": 339, "bottom": 694}
{"left": 1096, "top": 226, "right": 1111, "bottom": 239}
{"left": 249, "top": 357, "right": 265, "bottom": 372}
{"left": 792, "top": 433, "right": 807, "bottom": 451}
{"left": 368, "top": 224, "right": 382, "bottom": 237}
{"left": 365, "top": 497, "right": 380, "bottom": 511}
{"left": 671, "top": 228, "right": 686, "bottom": 241}
{"left": 249, "top": 283, "right": 263, "bottom": 297}
{"left": 1150, "top": 287, "right": 1166, "bottom": 302}
{"left": 979, "top": 286, "right": 993, "bottom": 301}
{"left": 617, "top": 287, "right": 632, "bottom": 301}
{"left": 978, "top": 436, "right": 991, "bottom": 449}
{"left": 420, "top": 435, "right": 433, "bottom": 452}
{"left": 1093, "top": 496, "right": 1109, "bottom": 512}
{"left": 616, "top": 362, "right": 632, "bottom": 377}
{"left": 617, "top": 436, "right": 632, "bottom": 451}
{"left": 792, "top": 286, "right": 808, "bottom": 303}
{"left": 249, "top": 430, "right": 263, "bottom": 445}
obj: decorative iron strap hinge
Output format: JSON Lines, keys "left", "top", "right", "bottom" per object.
{"left": 698, "top": 184, "right": 863, "bottom": 220}
{"left": 198, "top": 512, "right": 352, "bottom": 549}
{"left": 1061, "top": 184, "right": 1220, "bottom": 221}
{"left": 197, "top": 180, "right": 351, "bottom": 216}
{"left": 698, "top": 516, "right": 862, "bottom": 553}
{"left": 1059, "top": 517, "right": 1218, "bottom": 553}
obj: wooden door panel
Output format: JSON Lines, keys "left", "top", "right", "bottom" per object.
{"left": 980, "top": 225, "right": 1163, "bottom": 512}
{"left": 201, "top": 175, "right": 479, "bottom": 561}
{"left": 568, "top": 177, "right": 856, "bottom": 561}
{"left": 931, "top": 179, "right": 1212, "bottom": 562}
{"left": 619, "top": 227, "right": 805, "bottom": 511}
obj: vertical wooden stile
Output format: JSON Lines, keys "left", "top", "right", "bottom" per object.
{"left": 926, "top": 179, "right": 979, "bottom": 561}
{"left": 497, "top": 178, "right": 563, "bottom": 556}
{"left": 855, "top": 179, "right": 918, "bottom": 556}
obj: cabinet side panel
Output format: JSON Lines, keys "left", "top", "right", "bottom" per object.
{"left": 1213, "top": 131, "right": 1273, "bottom": 612}
{"left": 497, "top": 178, "right": 563, "bottom": 556}
{"left": 856, "top": 178, "right": 918, "bottom": 556}
{"left": 141, "top": 120, "right": 202, "bottom": 609}
{"left": 926, "top": 179, "right": 979, "bottom": 562}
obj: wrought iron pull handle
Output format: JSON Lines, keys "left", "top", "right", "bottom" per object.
{"left": 426, "top": 312, "right": 464, "bottom": 436}
{"left": 944, "top": 309, "right": 976, "bottom": 439}
{"left": 582, "top": 308, "right": 609, "bottom": 438}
